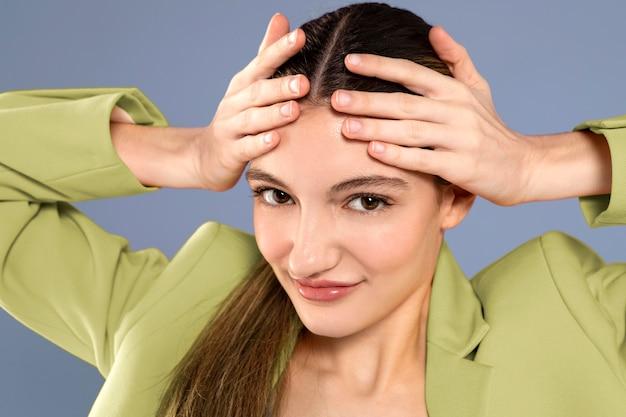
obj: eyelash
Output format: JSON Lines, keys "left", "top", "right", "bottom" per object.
{"left": 249, "top": 186, "right": 393, "bottom": 216}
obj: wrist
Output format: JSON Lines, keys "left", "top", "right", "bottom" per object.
{"left": 111, "top": 122, "right": 206, "bottom": 189}
{"left": 520, "top": 130, "right": 611, "bottom": 203}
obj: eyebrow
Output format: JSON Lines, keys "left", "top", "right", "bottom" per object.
{"left": 245, "top": 167, "right": 410, "bottom": 196}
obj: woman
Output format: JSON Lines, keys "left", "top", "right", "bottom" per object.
{"left": 0, "top": 2, "right": 623, "bottom": 417}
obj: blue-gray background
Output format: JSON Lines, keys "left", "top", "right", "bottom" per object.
{"left": 1, "top": 0, "right": 625, "bottom": 415}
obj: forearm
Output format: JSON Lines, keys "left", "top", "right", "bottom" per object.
{"left": 110, "top": 122, "right": 204, "bottom": 189}
{"left": 523, "top": 130, "right": 612, "bottom": 203}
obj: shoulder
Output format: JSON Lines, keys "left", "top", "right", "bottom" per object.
{"left": 123, "top": 221, "right": 263, "bottom": 332}
{"left": 471, "top": 230, "right": 603, "bottom": 295}
{"left": 470, "top": 230, "right": 626, "bottom": 387}
{"left": 469, "top": 230, "right": 606, "bottom": 326}
{"left": 171, "top": 220, "right": 263, "bottom": 281}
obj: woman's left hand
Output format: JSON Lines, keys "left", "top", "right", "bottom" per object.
{"left": 330, "top": 26, "right": 535, "bottom": 207}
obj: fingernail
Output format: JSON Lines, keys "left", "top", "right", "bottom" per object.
{"left": 280, "top": 102, "right": 292, "bottom": 117}
{"left": 337, "top": 91, "right": 351, "bottom": 106}
{"left": 372, "top": 142, "right": 385, "bottom": 153}
{"left": 289, "top": 76, "right": 300, "bottom": 94}
{"left": 288, "top": 29, "right": 297, "bottom": 45}
{"left": 347, "top": 54, "right": 361, "bottom": 65}
{"left": 346, "top": 118, "right": 361, "bottom": 133}
{"left": 263, "top": 132, "right": 273, "bottom": 144}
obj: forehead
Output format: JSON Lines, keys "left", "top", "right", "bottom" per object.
{"left": 248, "top": 104, "right": 424, "bottom": 186}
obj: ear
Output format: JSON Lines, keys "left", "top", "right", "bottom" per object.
{"left": 438, "top": 184, "right": 477, "bottom": 231}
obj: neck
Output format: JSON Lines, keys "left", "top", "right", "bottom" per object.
{"left": 292, "top": 278, "right": 433, "bottom": 398}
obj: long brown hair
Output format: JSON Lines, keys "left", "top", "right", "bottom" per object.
{"left": 155, "top": 2, "right": 452, "bottom": 416}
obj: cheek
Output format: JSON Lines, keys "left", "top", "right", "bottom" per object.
{"left": 252, "top": 208, "right": 289, "bottom": 263}
{"left": 253, "top": 202, "right": 438, "bottom": 271}
{"left": 339, "top": 211, "right": 434, "bottom": 275}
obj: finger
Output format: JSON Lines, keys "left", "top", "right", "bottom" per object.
{"left": 341, "top": 117, "right": 461, "bottom": 150}
{"left": 258, "top": 12, "right": 290, "bottom": 55}
{"left": 227, "top": 74, "right": 309, "bottom": 114}
{"left": 228, "top": 28, "right": 305, "bottom": 95}
{"left": 428, "top": 26, "right": 489, "bottom": 91}
{"left": 235, "top": 130, "right": 281, "bottom": 163}
{"left": 367, "top": 141, "right": 452, "bottom": 177}
{"left": 110, "top": 106, "right": 135, "bottom": 123}
{"left": 331, "top": 89, "right": 464, "bottom": 124}
{"left": 226, "top": 100, "right": 300, "bottom": 137}
{"left": 343, "top": 53, "right": 465, "bottom": 99}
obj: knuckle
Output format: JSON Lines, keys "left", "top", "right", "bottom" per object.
{"left": 247, "top": 80, "right": 262, "bottom": 105}
{"left": 457, "top": 104, "right": 475, "bottom": 125}
{"left": 248, "top": 54, "right": 261, "bottom": 71}
{"left": 241, "top": 136, "right": 255, "bottom": 160}
{"left": 412, "top": 147, "right": 423, "bottom": 163}
{"left": 226, "top": 77, "right": 240, "bottom": 96}
{"left": 214, "top": 118, "right": 235, "bottom": 140}
{"left": 414, "top": 150, "right": 431, "bottom": 170}
{"left": 221, "top": 143, "right": 240, "bottom": 169}
{"left": 241, "top": 108, "right": 254, "bottom": 131}
{"left": 213, "top": 101, "right": 227, "bottom": 118}
{"left": 211, "top": 119, "right": 225, "bottom": 136}
{"left": 229, "top": 71, "right": 242, "bottom": 86}
{"left": 399, "top": 93, "right": 414, "bottom": 116}
{"left": 408, "top": 120, "right": 421, "bottom": 140}
{"left": 460, "top": 84, "right": 474, "bottom": 101}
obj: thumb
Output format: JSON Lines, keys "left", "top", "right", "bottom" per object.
{"left": 258, "top": 12, "right": 290, "bottom": 55}
{"left": 429, "top": 25, "right": 487, "bottom": 90}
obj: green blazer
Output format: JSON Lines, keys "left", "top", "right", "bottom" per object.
{"left": 0, "top": 87, "right": 624, "bottom": 417}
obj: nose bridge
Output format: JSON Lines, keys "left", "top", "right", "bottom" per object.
{"left": 288, "top": 205, "right": 338, "bottom": 278}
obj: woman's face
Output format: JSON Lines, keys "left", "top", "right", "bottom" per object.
{"left": 246, "top": 104, "right": 462, "bottom": 338}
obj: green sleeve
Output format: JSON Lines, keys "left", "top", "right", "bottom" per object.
{"left": 574, "top": 113, "right": 626, "bottom": 227}
{"left": 0, "top": 86, "right": 170, "bottom": 377}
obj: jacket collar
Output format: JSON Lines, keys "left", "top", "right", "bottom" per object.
{"left": 273, "top": 238, "right": 494, "bottom": 417}
{"left": 423, "top": 238, "right": 494, "bottom": 417}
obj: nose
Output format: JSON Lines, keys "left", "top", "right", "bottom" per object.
{"left": 287, "top": 213, "right": 340, "bottom": 279}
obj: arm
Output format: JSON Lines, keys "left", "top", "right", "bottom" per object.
{"left": 0, "top": 86, "right": 183, "bottom": 377}
{"left": 523, "top": 129, "right": 612, "bottom": 203}
{"left": 523, "top": 113, "right": 626, "bottom": 227}
{"left": 110, "top": 120, "right": 204, "bottom": 189}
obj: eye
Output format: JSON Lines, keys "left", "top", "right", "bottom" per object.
{"left": 249, "top": 186, "right": 393, "bottom": 215}
{"left": 250, "top": 186, "right": 294, "bottom": 206}
{"left": 346, "top": 193, "right": 391, "bottom": 214}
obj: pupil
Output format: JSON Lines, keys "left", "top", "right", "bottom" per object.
{"left": 274, "top": 190, "right": 289, "bottom": 203}
{"left": 362, "top": 196, "right": 378, "bottom": 210}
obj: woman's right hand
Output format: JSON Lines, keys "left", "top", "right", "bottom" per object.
{"left": 193, "top": 13, "right": 309, "bottom": 192}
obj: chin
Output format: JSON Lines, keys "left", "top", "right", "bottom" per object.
{"left": 302, "top": 320, "right": 355, "bottom": 339}
{"left": 291, "top": 301, "right": 365, "bottom": 339}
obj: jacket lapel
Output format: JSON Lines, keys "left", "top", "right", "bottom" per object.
{"left": 424, "top": 239, "right": 494, "bottom": 417}
{"left": 272, "top": 239, "right": 494, "bottom": 417}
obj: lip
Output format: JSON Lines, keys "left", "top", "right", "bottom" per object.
{"left": 294, "top": 278, "right": 361, "bottom": 288}
{"left": 293, "top": 278, "right": 362, "bottom": 302}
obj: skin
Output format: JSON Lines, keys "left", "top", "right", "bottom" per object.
{"left": 242, "top": 18, "right": 612, "bottom": 415}
{"left": 107, "top": 13, "right": 610, "bottom": 416}
{"left": 246, "top": 103, "right": 476, "bottom": 411}
{"left": 104, "top": 12, "right": 613, "bottom": 416}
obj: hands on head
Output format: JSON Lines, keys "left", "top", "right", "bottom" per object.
{"left": 194, "top": 12, "right": 531, "bottom": 207}
{"left": 191, "top": 13, "right": 307, "bottom": 192}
